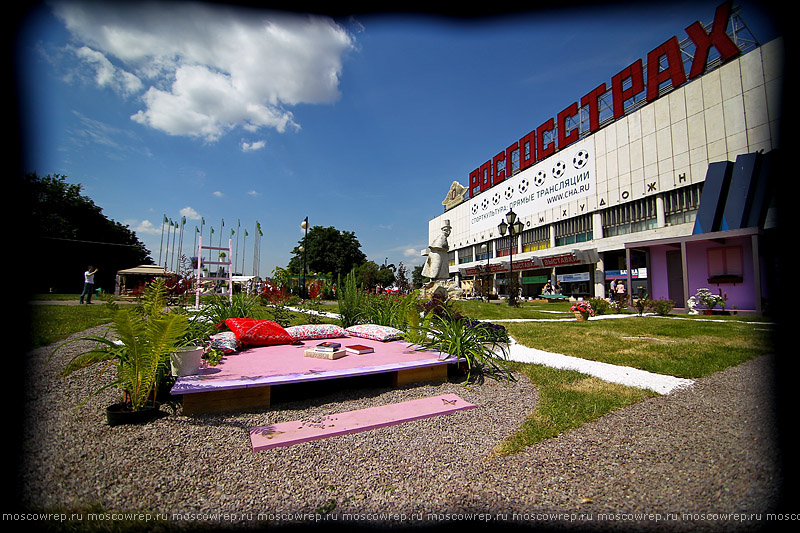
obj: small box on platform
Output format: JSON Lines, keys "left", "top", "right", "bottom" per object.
{"left": 304, "top": 349, "right": 347, "bottom": 360}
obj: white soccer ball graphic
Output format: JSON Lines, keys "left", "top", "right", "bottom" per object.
{"left": 533, "top": 171, "right": 546, "bottom": 187}
{"left": 573, "top": 149, "right": 589, "bottom": 168}
{"left": 552, "top": 160, "right": 566, "bottom": 178}
{"left": 504, "top": 186, "right": 514, "bottom": 199}
{"left": 481, "top": 198, "right": 489, "bottom": 211}
{"left": 492, "top": 192, "right": 501, "bottom": 205}
{"left": 518, "top": 178, "right": 529, "bottom": 194}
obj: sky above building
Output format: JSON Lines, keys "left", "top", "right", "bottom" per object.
{"left": 15, "top": 1, "right": 782, "bottom": 279}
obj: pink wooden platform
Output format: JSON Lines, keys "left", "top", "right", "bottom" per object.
{"left": 249, "top": 393, "right": 475, "bottom": 451}
{"left": 170, "top": 337, "right": 460, "bottom": 414}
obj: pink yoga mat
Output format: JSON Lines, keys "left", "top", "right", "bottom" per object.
{"left": 249, "top": 393, "right": 476, "bottom": 451}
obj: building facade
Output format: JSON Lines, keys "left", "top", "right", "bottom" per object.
{"left": 427, "top": 3, "right": 782, "bottom": 314}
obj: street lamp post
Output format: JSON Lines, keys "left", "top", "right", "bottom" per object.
{"left": 301, "top": 216, "right": 308, "bottom": 299}
{"left": 480, "top": 242, "right": 490, "bottom": 302}
{"left": 497, "top": 209, "right": 524, "bottom": 307}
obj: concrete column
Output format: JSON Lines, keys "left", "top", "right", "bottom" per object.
{"left": 656, "top": 194, "right": 666, "bottom": 227}
{"left": 592, "top": 212, "right": 603, "bottom": 239}
{"left": 594, "top": 254, "right": 606, "bottom": 298}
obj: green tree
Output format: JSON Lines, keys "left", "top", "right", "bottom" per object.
{"left": 24, "top": 172, "right": 152, "bottom": 293}
{"left": 395, "top": 262, "right": 411, "bottom": 293}
{"left": 353, "top": 261, "right": 379, "bottom": 289}
{"left": 287, "top": 225, "right": 366, "bottom": 279}
{"left": 412, "top": 265, "right": 425, "bottom": 288}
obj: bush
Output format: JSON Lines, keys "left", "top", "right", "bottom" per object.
{"left": 649, "top": 298, "right": 675, "bottom": 316}
{"left": 337, "top": 271, "right": 363, "bottom": 328}
{"left": 588, "top": 297, "right": 613, "bottom": 316}
{"left": 415, "top": 306, "right": 515, "bottom": 384}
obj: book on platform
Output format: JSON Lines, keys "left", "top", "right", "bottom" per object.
{"left": 315, "top": 341, "right": 342, "bottom": 351}
{"left": 304, "top": 349, "right": 347, "bottom": 360}
{"left": 345, "top": 344, "right": 374, "bottom": 354}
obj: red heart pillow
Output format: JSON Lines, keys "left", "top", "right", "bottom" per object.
{"left": 219, "top": 318, "right": 293, "bottom": 346}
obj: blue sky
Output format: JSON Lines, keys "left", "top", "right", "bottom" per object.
{"left": 16, "top": 1, "right": 781, "bottom": 279}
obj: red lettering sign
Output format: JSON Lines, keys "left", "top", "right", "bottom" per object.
{"left": 518, "top": 130, "right": 536, "bottom": 171}
{"left": 541, "top": 254, "right": 580, "bottom": 267}
{"left": 685, "top": 0, "right": 740, "bottom": 79}
{"left": 557, "top": 102, "right": 579, "bottom": 150}
{"left": 466, "top": 2, "right": 738, "bottom": 198}
{"left": 612, "top": 59, "right": 644, "bottom": 119}
{"left": 580, "top": 83, "right": 606, "bottom": 134}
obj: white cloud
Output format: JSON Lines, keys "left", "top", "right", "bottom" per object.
{"left": 241, "top": 140, "right": 266, "bottom": 152}
{"left": 180, "top": 206, "right": 202, "bottom": 220}
{"left": 53, "top": 1, "right": 356, "bottom": 142}
{"left": 130, "top": 219, "right": 161, "bottom": 235}
{"left": 74, "top": 45, "right": 143, "bottom": 96}
{"left": 247, "top": 190, "right": 261, "bottom": 197}
{"left": 213, "top": 191, "right": 224, "bottom": 197}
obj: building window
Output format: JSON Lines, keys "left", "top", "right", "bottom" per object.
{"left": 707, "top": 245, "right": 743, "bottom": 282}
{"left": 664, "top": 183, "right": 703, "bottom": 226}
{"left": 447, "top": 251, "right": 455, "bottom": 267}
{"left": 458, "top": 247, "right": 474, "bottom": 264}
{"left": 475, "top": 244, "right": 493, "bottom": 261}
{"left": 522, "top": 225, "right": 550, "bottom": 252}
{"left": 602, "top": 197, "right": 657, "bottom": 237}
{"left": 495, "top": 235, "right": 518, "bottom": 257}
{"left": 555, "top": 214, "right": 593, "bottom": 246}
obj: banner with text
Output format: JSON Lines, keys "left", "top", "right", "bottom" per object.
{"left": 468, "top": 138, "right": 596, "bottom": 234}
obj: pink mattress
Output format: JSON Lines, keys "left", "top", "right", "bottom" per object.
{"left": 170, "top": 337, "right": 457, "bottom": 395}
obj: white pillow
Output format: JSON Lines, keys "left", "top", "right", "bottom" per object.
{"left": 285, "top": 324, "right": 347, "bottom": 340}
{"left": 345, "top": 324, "right": 404, "bottom": 342}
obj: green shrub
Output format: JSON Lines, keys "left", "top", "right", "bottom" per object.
{"left": 337, "top": 271, "right": 363, "bottom": 328}
{"left": 588, "top": 297, "right": 612, "bottom": 316}
{"left": 414, "top": 306, "right": 515, "bottom": 384}
{"left": 649, "top": 298, "right": 675, "bottom": 315}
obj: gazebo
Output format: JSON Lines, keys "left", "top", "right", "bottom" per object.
{"left": 115, "top": 264, "right": 172, "bottom": 297}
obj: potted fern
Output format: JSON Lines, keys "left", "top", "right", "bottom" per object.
{"left": 51, "top": 278, "right": 189, "bottom": 425}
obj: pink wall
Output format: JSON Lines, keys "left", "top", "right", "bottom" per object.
{"left": 644, "top": 235, "right": 758, "bottom": 311}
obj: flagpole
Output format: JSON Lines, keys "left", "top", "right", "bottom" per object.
{"left": 242, "top": 229, "right": 248, "bottom": 277}
{"left": 235, "top": 219, "right": 240, "bottom": 275}
{"left": 164, "top": 219, "right": 172, "bottom": 270}
{"left": 170, "top": 219, "right": 177, "bottom": 273}
{"left": 178, "top": 216, "right": 186, "bottom": 272}
{"left": 158, "top": 214, "right": 166, "bottom": 266}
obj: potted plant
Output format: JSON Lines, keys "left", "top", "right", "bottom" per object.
{"left": 693, "top": 288, "right": 729, "bottom": 315}
{"left": 570, "top": 300, "right": 594, "bottom": 321}
{"left": 170, "top": 345, "right": 204, "bottom": 377}
{"left": 50, "top": 278, "right": 189, "bottom": 425}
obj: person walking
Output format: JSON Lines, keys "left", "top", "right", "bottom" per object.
{"left": 614, "top": 279, "right": 626, "bottom": 306}
{"left": 80, "top": 266, "right": 99, "bottom": 304}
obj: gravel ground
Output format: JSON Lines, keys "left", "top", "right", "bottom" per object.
{"left": 15, "top": 324, "right": 790, "bottom": 531}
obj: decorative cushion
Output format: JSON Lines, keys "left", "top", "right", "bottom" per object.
{"left": 285, "top": 324, "right": 347, "bottom": 340}
{"left": 209, "top": 331, "right": 239, "bottom": 353}
{"left": 345, "top": 324, "right": 404, "bottom": 342}
{"left": 219, "top": 318, "right": 293, "bottom": 346}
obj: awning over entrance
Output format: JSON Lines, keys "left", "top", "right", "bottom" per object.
{"left": 458, "top": 248, "right": 599, "bottom": 276}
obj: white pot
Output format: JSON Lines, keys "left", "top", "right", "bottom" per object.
{"left": 170, "top": 346, "right": 204, "bottom": 377}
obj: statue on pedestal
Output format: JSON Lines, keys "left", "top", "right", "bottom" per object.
{"left": 420, "top": 220, "right": 463, "bottom": 300}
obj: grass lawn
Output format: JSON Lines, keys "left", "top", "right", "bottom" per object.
{"left": 504, "top": 316, "right": 774, "bottom": 379}
{"left": 28, "top": 295, "right": 775, "bottom": 456}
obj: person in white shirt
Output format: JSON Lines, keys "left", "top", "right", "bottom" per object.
{"left": 80, "top": 266, "right": 99, "bottom": 304}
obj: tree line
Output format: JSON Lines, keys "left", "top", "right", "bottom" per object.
{"left": 23, "top": 172, "right": 425, "bottom": 295}
{"left": 23, "top": 172, "right": 152, "bottom": 294}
